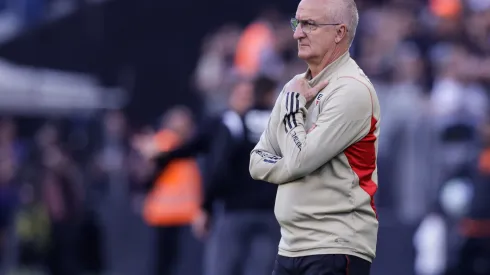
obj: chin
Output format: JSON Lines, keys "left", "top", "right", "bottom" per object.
{"left": 297, "top": 50, "right": 311, "bottom": 60}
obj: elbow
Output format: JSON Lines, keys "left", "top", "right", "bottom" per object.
{"left": 249, "top": 160, "right": 261, "bottom": 180}
{"left": 249, "top": 158, "right": 278, "bottom": 183}
{"left": 250, "top": 171, "right": 260, "bottom": 181}
{"left": 249, "top": 150, "right": 265, "bottom": 181}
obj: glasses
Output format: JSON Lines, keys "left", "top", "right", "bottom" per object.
{"left": 290, "top": 18, "right": 341, "bottom": 34}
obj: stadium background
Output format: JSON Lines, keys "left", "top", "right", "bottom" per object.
{"left": 0, "top": 0, "right": 489, "bottom": 274}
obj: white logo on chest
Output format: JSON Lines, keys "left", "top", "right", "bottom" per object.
{"left": 315, "top": 93, "right": 324, "bottom": 106}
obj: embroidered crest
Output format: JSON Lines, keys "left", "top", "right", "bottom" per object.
{"left": 315, "top": 93, "right": 324, "bottom": 106}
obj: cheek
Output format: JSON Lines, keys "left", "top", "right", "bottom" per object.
{"left": 313, "top": 35, "right": 334, "bottom": 51}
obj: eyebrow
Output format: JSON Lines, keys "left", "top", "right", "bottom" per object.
{"left": 295, "top": 14, "right": 324, "bottom": 22}
{"left": 295, "top": 17, "right": 316, "bottom": 22}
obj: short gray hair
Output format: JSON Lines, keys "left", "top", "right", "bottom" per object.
{"left": 327, "top": 0, "right": 359, "bottom": 46}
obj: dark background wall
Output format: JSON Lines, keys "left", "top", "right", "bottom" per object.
{"left": 0, "top": 0, "right": 298, "bottom": 125}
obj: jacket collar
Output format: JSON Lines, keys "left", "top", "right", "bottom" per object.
{"left": 306, "top": 51, "right": 351, "bottom": 87}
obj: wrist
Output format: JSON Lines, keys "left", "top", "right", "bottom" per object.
{"left": 296, "top": 92, "right": 308, "bottom": 107}
{"left": 285, "top": 92, "right": 307, "bottom": 112}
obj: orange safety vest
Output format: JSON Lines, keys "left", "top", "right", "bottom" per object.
{"left": 429, "top": 0, "right": 461, "bottom": 19}
{"left": 143, "top": 130, "right": 202, "bottom": 226}
{"left": 478, "top": 148, "right": 490, "bottom": 175}
{"left": 234, "top": 22, "right": 274, "bottom": 77}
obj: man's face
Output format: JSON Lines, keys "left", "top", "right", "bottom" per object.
{"left": 229, "top": 82, "right": 254, "bottom": 114}
{"left": 294, "top": 0, "right": 338, "bottom": 63}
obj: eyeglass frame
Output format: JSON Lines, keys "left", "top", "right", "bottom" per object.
{"left": 290, "top": 18, "right": 342, "bottom": 34}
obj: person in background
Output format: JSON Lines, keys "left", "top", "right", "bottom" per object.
{"left": 0, "top": 118, "right": 21, "bottom": 269}
{"left": 136, "top": 76, "right": 280, "bottom": 275}
{"left": 451, "top": 120, "right": 490, "bottom": 275}
{"left": 41, "top": 144, "right": 85, "bottom": 275}
{"left": 135, "top": 106, "right": 201, "bottom": 275}
{"left": 148, "top": 79, "right": 256, "bottom": 167}
{"left": 0, "top": 155, "right": 18, "bottom": 267}
{"left": 193, "top": 75, "right": 280, "bottom": 275}
{"left": 90, "top": 111, "right": 132, "bottom": 275}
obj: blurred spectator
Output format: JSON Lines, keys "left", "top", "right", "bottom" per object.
{"left": 234, "top": 9, "right": 284, "bottom": 79}
{"left": 376, "top": 41, "right": 437, "bottom": 223}
{"left": 0, "top": 154, "right": 18, "bottom": 265}
{"left": 194, "top": 25, "right": 243, "bottom": 114}
{"left": 138, "top": 106, "right": 201, "bottom": 275}
{"left": 430, "top": 43, "right": 488, "bottom": 123}
{"left": 0, "top": 118, "right": 22, "bottom": 267}
{"left": 192, "top": 76, "right": 280, "bottom": 275}
{"left": 41, "top": 144, "right": 84, "bottom": 275}
{"left": 0, "top": 118, "right": 24, "bottom": 166}
{"left": 448, "top": 120, "right": 490, "bottom": 275}
{"left": 90, "top": 110, "right": 134, "bottom": 274}
{"left": 149, "top": 79, "right": 256, "bottom": 167}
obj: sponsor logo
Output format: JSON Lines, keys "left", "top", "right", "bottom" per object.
{"left": 255, "top": 150, "right": 282, "bottom": 162}
{"left": 335, "top": 238, "right": 349, "bottom": 244}
{"left": 315, "top": 93, "right": 323, "bottom": 106}
{"left": 291, "top": 131, "right": 302, "bottom": 150}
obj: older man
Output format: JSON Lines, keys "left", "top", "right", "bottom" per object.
{"left": 249, "top": 0, "right": 380, "bottom": 274}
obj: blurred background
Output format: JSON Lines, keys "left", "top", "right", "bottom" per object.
{"left": 0, "top": 0, "right": 489, "bottom": 274}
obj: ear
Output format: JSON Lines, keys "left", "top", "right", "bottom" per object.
{"left": 335, "top": 24, "right": 347, "bottom": 44}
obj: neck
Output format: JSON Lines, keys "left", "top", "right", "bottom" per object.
{"left": 309, "top": 44, "right": 348, "bottom": 78}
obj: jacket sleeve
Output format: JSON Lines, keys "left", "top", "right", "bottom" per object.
{"left": 251, "top": 78, "right": 374, "bottom": 184}
{"left": 249, "top": 91, "right": 287, "bottom": 183}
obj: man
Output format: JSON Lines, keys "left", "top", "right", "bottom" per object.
{"left": 249, "top": 0, "right": 380, "bottom": 274}
{"left": 136, "top": 77, "right": 281, "bottom": 275}
{"left": 150, "top": 79, "right": 254, "bottom": 171}
{"left": 196, "top": 75, "right": 281, "bottom": 275}
{"left": 139, "top": 106, "right": 201, "bottom": 275}
{"left": 450, "top": 122, "right": 490, "bottom": 275}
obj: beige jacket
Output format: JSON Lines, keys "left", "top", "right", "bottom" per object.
{"left": 249, "top": 52, "right": 380, "bottom": 262}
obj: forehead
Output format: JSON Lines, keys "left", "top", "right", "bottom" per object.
{"left": 296, "top": 0, "right": 328, "bottom": 21}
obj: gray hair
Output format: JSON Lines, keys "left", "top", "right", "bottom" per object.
{"left": 327, "top": 0, "right": 359, "bottom": 46}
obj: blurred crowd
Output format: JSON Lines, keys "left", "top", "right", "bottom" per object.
{"left": 0, "top": 0, "right": 490, "bottom": 274}
{"left": 0, "top": 113, "right": 144, "bottom": 274}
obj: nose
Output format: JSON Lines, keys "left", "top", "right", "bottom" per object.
{"left": 293, "top": 24, "right": 306, "bottom": 40}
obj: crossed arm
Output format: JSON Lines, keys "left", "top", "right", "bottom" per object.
{"left": 249, "top": 80, "right": 373, "bottom": 184}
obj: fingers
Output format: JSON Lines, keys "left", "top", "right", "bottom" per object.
{"left": 290, "top": 76, "right": 327, "bottom": 102}
{"left": 315, "top": 80, "right": 329, "bottom": 92}
{"left": 295, "top": 76, "right": 327, "bottom": 92}
{"left": 292, "top": 75, "right": 308, "bottom": 86}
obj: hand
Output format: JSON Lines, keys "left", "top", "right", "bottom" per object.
{"left": 132, "top": 134, "right": 160, "bottom": 159}
{"left": 191, "top": 210, "right": 211, "bottom": 240}
{"left": 289, "top": 76, "right": 329, "bottom": 103}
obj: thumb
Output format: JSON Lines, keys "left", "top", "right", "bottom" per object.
{"left": 314, "top": 80, "right": 329, "bottom": 92}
